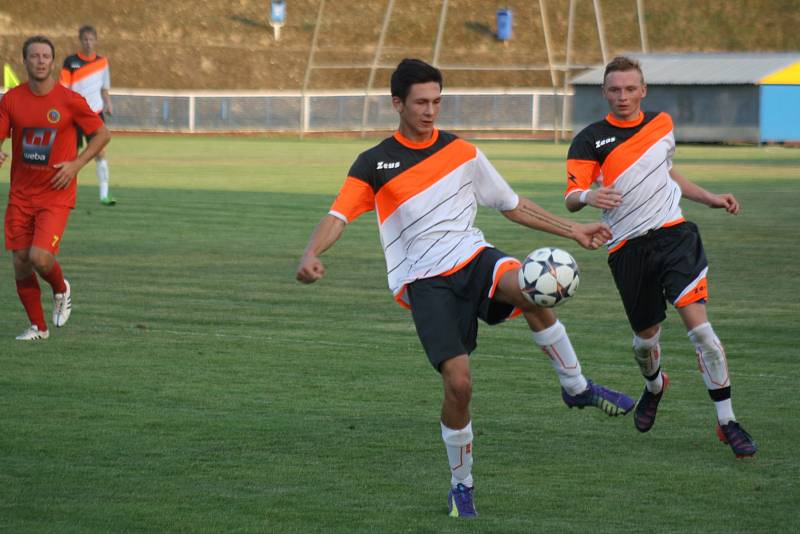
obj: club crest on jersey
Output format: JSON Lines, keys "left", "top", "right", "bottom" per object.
{"left": 595, "top": 136, "right": 616, "bottom": 149}
{"left": 47, "top": 108, "right": 61, "bottom": 124}
{"left": 377, "top": 161, "right": 400, "bottom": 170}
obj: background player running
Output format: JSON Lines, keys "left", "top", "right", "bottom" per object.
{"left": 297, "top": 58, "right": 634, "bottom": 519}
{"left": 564, "top": 56, "right": 756, "bottom": 458}
{"left": 1, "top": 35, "right": 110, "bottom": 340}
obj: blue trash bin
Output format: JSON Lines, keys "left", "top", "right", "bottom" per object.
{"left": 271, "top": 0, "right": 286, "bottom": 25}
{"left": 496, "top": 8, "right": 512, "bottom": 41}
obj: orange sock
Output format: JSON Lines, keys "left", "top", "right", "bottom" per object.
{"left": 40, "top": 261, "right": 67, "bottom": 294}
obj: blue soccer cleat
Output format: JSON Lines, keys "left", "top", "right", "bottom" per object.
{"left": 716, "top": 421, "right": 757, "bottom": 458}
{"left": 562, "top": 379, "right": 635, "bottom": 416}
{"left": 448, "top": 483, "right": 477, "bottom": 519}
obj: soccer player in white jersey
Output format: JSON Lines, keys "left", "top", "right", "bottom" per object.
{"left": 565, "top": 56, "right": 756, "bottom": 458}
{"left": 60, "top": 25, "right": 115, "bottom": 206}
{"left": 297, "top": 59, "right": 635, "bottom": 519}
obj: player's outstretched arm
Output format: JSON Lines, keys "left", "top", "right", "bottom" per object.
{"left": 565, "top": 187, "right": 622, "bottom": 212}
{"left": 502, "top": 197, "right": 611, "bottom": 250}
{"left": 670, "top": 168, "right": 740, "bottom": 214}
{"left": 0, "top": 141, "right": 7, "bottom": 168}
{"left": 51, "top": 125, "right": 111, "bottom": 189}
{"left": 296, "top": 214, "right": 347, "bottom": 284}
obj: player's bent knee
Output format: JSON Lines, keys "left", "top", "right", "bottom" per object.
{"left": 441, "top": 363, "right": 472, "bottom": 404}
{"left": 28, "top": 249, "right": 55, "bottom": 274}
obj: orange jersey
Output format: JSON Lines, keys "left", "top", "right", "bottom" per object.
{"left": 0, "top": 83, "right": 103, "bottom": 208}
{"left": 566, "top": 111, "right": 684, "bottom": 252}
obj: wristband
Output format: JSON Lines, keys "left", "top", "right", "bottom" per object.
{"left": 579, "top": 190, "right": 589, "bottom": 204}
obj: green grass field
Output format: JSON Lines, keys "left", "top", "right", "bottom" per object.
{"left": 1, "top": 136, "right": 798, "bottom": 532}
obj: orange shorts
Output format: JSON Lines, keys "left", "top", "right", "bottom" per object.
{"left": 4, "top": 203, "right": 71, "bottom": 254}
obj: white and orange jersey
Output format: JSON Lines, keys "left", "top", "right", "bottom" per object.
{"left": 330, "top": 129, "right": 519, "bottom": 307}
{"left": 59, "top": 53, "right": 110, "bottom": 113}
{"left": 566, "top": 111, "right": 683, "bottom": 253}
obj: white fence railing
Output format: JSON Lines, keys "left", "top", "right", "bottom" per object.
{"left": 106, "top": 88, "right": 573, "bottom": 134}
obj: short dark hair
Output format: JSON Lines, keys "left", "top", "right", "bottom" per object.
{"left": 603, "top": 56, "right": 645, "bottom": 85}
{"left": 390, "top": 59, "right": 443, "bottom": 102}
{"left": 79, "top": 25, "right": 97, "bottom": 38}
{"left": 22, "top": 35, "right": 55, "bottom": 60}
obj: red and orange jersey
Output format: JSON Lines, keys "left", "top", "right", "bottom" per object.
{"left": 0, "top": 83, "right": 104, "bottom": 208}
{"left": 60, "top": 52, "right": 110, "bottom": 113}
{"left": 566, "top": 111, "right": 683, "bottom": 252}
{"left": 330, "top": 129, "right": 519, "bottom": 306}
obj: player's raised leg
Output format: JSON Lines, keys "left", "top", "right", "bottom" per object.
{"left": 495, "top": 269, "right": 634, "bottom": 416}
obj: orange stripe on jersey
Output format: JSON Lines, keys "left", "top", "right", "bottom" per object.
{"left": 330, "top": 176, "right": 375, "bottom": 222}
{"left": 601, "top": 112, "right": 673, "bottom": 187}
{"left": 607, "top": 239, "right": 627, "bottom": 254}
{"left": 375, "top": 139, "right": 476, "bottom": 224}
{"left": 661, "top": 217, "right": 685, "bottom": 229}
{"left": 675, "top": 276, "right": 708, "bottom": 308}
{"left": 66, "top": 57, "right": 109, "bottom": 84}
{"left": 438, "top": 246, "right": 486, "bottom": 278}
{"left": 607, "top": 217, "right": 685, "bottom": 254}
{"left": 565, "top": 159, "right": 600, "bottom": 196}
{"left": 58, "top": 69, "right": 72, "bottom": 87}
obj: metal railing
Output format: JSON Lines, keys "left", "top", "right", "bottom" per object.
{"left": 106, "top": 88, "right": 573, "bottom": 134}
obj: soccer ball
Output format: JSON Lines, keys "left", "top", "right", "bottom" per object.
{"left": 518, "top": 247, "right": 580, "bottom": 307}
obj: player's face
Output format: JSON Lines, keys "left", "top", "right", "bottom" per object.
{"left": 394, "top": 81, "right": 441, "bottom": 141}
{"left": 80, "top": 32, "right": 97, "bottom": 55}
{"left": 603, "top": 70, "right": 647, "bottom": 122}
{"left": 24, "top": 43, "right": 54, "bottom": 82}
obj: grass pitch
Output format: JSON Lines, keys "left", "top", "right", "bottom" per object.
{"left": 1, "top": 136, "right": 798, "bottom": 532}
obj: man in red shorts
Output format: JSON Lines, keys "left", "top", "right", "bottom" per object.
{"left": 0, "top": 35, "right": 110, "bottom": 340}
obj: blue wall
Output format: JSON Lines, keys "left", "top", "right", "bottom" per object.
{"left": 760, "top": 85, "right": 800, "bottom": 142}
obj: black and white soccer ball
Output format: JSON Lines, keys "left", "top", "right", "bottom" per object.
{"left": 518, "top": 247, "right": 580, "bottom": 307}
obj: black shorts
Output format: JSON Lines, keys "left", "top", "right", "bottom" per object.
{"left": 76, "top": 111, "right": 105, "bottom": 149}
{"left": 608, "top": 221, "right": 709, "bottom": 333}
{"left": 406, "top": 247, "right": 519, "bottom": 371}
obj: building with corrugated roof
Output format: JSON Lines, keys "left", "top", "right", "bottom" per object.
{"left": 570, "top": 53, "right": 800, "bottom": 143}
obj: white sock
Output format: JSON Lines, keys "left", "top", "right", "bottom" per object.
{"left": 441, "top": 421, "right": 473, "bottom": 488}
{"left": 97, "top": 158, "right": 110, "bottom": 199}
{"left": 533, "top": 320, "right": 588, "bottom": 395}
{"left": 715, "top": 399, "right": 735, "bottom": 425}
{"left": 633, "top": 330, "right": 663, "bottom": 393}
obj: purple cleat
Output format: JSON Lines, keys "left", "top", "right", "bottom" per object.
{"left": 634, "top": 372, "right": 669, "bottom": 432}
{"left": 562, "top": 379, "right": 635, "bottom": 416}
{"left": 448, "top": 483, "right": 477, "bottom": 519}
{"left": 716, "top": 421, "right": 757, "bottom": 458}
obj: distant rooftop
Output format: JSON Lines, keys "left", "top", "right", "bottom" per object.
{"left": 570, "top": 52, "right": 800, "bottom": 85}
